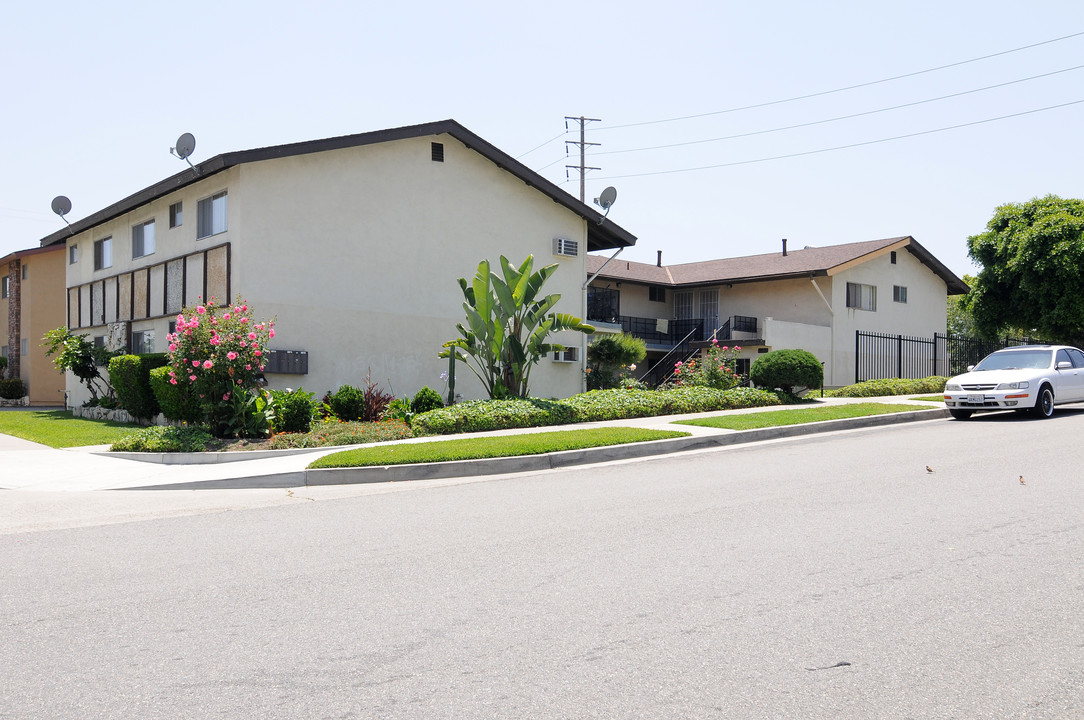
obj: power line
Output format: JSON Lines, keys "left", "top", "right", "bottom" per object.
{"left": 596, "top": 30, "right": 1084, "bottom": 132}
{"left": 591, "top": 64, "right": 1084, "bottom": 157}
{"left": 515, "top": 131, "right": 567, "bottom": 159}
{"left": 590, "top": 99, "right": 1084, "bottom": 180}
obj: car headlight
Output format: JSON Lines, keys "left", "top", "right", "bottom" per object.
{"left": 945, "top": 383, "right": 961, "bottom": 391}
{"left": 996, "top": 381, "right": 1029, "bottom": 390}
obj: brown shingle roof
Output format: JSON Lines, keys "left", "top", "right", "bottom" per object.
{"left": 588, "top": 236, "right": 968, "bottom": 294}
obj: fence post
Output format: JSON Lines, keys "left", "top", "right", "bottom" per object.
{"left": 855, "top": 331, "right": 860, "bottom": 384}
{"left": 897, "top": 335, "right": 903, "bottom": 379}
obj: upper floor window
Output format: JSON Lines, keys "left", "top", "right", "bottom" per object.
{"left": 1, "top": 276, "right": 8, "bottom": 299}
{"left": 673, "top": 290, "right": 693, "bottom": 320}
{"left": 893, "top": 285, "right": 908, "bottom": 304}
{"left": 587, "top": 287, "right": 620, "bottom": 323}
{"left": 132, "top": 220, "right": 156, "bottom": 259}
{"left": 94, "top": 237, "right": 113, "bottom": 271}
{"left": 197, "top": 191, "right": 228, "bottom": 239}
{"left": 890, "top": 251, "right": 897, "bottom": 264}
{"left": 69, "top": 245, "right": 79, "bottom": 264}
{"left": 170, "top": 202, "right": 183, "bottom": 228}
{"left": 846, "top": 282, "right": 876, "bottom": 311}
{"left": 649, "top": 286, "right": 667, "bottom": 303}
{"left": 21, "top": 264, "right": 27, "bottom": 280}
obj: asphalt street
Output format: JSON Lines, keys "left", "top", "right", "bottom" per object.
{"left": 2, "top": 411, "right": 1083, "bottom": 719}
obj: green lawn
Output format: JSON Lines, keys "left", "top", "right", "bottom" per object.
{"left": 674, "top": 402, "right": 936, "bottom": 431}
{"left": 309, "top": 427, "right": 689, "bottom": 469}
{"left": 909, "top": 395, "right": 946, "bottom": 402}
{"left": 0, "top": 410, "right": 141, "bottom": 448}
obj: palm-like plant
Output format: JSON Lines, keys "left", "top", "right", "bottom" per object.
{"left": 441, "top": 255, "right": 594, "bottom": 399}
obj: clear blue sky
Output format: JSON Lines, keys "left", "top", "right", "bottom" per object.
{"left": 3, "top": 1, "right": 1083, "bottom": 279}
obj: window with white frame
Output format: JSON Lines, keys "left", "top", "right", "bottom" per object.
{"left": 699, "top": 289, "right": 719, "bottom": 331}
{"left": 846, "top": 282, "right": 877, "bottom": 311}
{"left": 893, "top": 285, "right": 908, "bottom": 304}
{"left": 673, "top": 290, "right": 693, "bottom": 320}
{"left": 94, "top": 237, "right": 113, "bottom": 271}
{"left": 132, "top": 220, "right": 155, "bottom": 258}
{"left": 197, "top": 191, "right": 228, "bottom": 239}
{"left": 131, "top": 330, "right": 155, "bottom": 354}
{"left": 69, "top": 244, "right": 79, "bottom": 264}
{"left": 170, "top": 202, "right": 183, "bottom": 228}
{"left": 21, "top": 338, "right": 27, "bottom": 356}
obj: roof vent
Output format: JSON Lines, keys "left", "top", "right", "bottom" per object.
{"left": 782, "top": 238, "right": 788, "bottom": 256}
{"left": 431, "top": 142, "right": 444, "bottom": 162}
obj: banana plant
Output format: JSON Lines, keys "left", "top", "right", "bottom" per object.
{"left": 441, "top": 255, "right": 594, "bottom": 399}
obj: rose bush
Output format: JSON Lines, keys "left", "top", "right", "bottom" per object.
{"left": 671, "top": 340, "right": 743, "bottom": 391}
{"left": 165, "top": 297, "right": 276, "bottom": 437}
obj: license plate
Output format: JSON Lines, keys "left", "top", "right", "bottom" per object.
{"left": 967, "top": 394, "right": 985, "bottom": 405}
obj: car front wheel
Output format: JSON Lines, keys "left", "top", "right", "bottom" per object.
{"left": 950, "top": 409, "right": 973, "bottom": 420}
{"left": 1033, "top": 385, "right": 1055, "bottom": 418}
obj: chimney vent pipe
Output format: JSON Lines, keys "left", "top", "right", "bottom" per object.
{"left": 657, "top": 250, "right": 663, "bottom": 267}
{"left": 782, "top": 238, "right": 788, "bottom": 256}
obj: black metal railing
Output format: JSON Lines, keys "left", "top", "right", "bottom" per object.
{"left": 855, "top": 330, "right": 1047, "bottom": 383}
{"left": 637, "top": 326, "right": 704, "bottom": 387}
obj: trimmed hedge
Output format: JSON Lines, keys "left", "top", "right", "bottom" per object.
{"left": 0, "top": 377, "right": 26, "bottom": 400}
{"left": 410, "top": 386, "right": 445, "bottom": 414}
{"left": 269, "top": 388, "right": 318, "bottom": 434}
{"left": 148, "top": 366, "right": 203, "bottom": 423}
{"left": 110, "top": 425, "right": 215, "bottom": 453}
{"left": 411, "top": 386, "right": 782, "bottom": 436}
{"left": 109, "top": 353, "right": 169, "bottom": 419}
{"left": 750, "top": 349, "right": 823, "bottom": 393}
{"left": 822, "top": 376, "right": 948, "bottom": 398}
{"left": 268, "top": 419, "right": 413, "bottom": 449}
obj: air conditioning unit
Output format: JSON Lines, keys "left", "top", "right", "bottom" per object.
{"left": 552, "top": 347, "right": 579, "bottom": 362}
{"left": 553, "top": 237, "right": 579, "bottom": 257}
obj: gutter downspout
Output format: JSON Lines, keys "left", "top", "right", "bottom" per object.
{"left": 582, "top": 247, "right": 625, "bottom": 392}
{"left": 809, "top": 275, "right": 834, "bottom": 387}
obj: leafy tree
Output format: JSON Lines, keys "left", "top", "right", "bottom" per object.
{"left": 42, "top": 327, "right": 116, "bottom": 403}
{"left": 946, "top": 274, "right": 978, "bottom": 337}
{"left": 586, "top": 333, "right": 646, "bottom": 389}
{"left": 441, "top": 255, "right": 594, "bottom": 399}
{"left": 967, "top": 195, "right": 1084, "bottom": 345}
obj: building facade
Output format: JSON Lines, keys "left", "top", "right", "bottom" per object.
{"left": 0, "top": 245, "right": 66, "bottom": 405}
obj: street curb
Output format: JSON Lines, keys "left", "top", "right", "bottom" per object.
{"left": 125, "top": 407, "right": 947, "bottom": 490}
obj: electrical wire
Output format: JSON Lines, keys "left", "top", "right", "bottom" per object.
{"left": 596, "top": 30, "right": 1084, "bottom": 131}
{"left": 589, "top": 99, "right": 1084, "bottom": 179}
{"left": 590, "top": 64, "right": 1084, "bottom": 156}
{"left": 515, "top": 131, "right": 568, "bottom": 159}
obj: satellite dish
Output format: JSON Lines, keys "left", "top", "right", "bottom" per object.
{"left": 593, "top": 186, "right": 618, "bottom": 224}
{"left": 170, "top": 132, "right": 199, "bottom": 172}
{"left": 51, "top": 195, "right": 72, "bottom": 217}
{"left": 595, "top": 186, "right": 617, "bottom": 210}
{"left": 174, "top": 133, "right": 196, "bottom": 159}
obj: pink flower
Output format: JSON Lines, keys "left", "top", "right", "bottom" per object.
{"left": 268, "top": 329, "right": 275, "bottom": 338}
{"left": 712, "top": 338, "right": 719, "bottom": 345}
{"left": 202, "top": 360, "right": 213, "bottom": 369}
{"left": 170, "top": 378, "right": 177, "bottom": 385}
{"left": 245, "top": 364, "right": 251, "bottom": 371}
{"left": 722, "top": 346, "right": 729, "bottom": 351}
{"left": 227, "top": 351, "right": 238, "bottom": 360}
{"left": 189, "top": 375, "right": 197, "bottom": 382}
{"left": 192, "top": 360, "right": 200, "bottom": 367}
{"left": 222, "top": 393, "right": 230, "bottom": 401}
{"left": 240, "top": 317, "right": 249, "bottom": 324}
{"left": 247, "top": 332, "right": 256, "bottom": 341}
{"left": 735, "top": 346, "right": 742, "bottom": 351}
{"left": 675, "top": 361, "right": 683, "bottom": 368}
{"left": 240, "top": 341, "right": 247, "bottom": 347}
{"left": 168, "top": 343, "right": 177, "bottom": 352}
{"left": 223, "top": 313, "right": 231, "bottom": 320}
{"left": 196, "top": 306, "right": 206, "bottom": 314}
{"left": 209, "top": 335, "right": 220, "bottom": 346}
{"left": 254, "top": 350, "right": 262, "bottom": 357}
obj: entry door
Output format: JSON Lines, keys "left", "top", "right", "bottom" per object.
{"left": 699, "top": 289, "right": 719, "bottom": 335}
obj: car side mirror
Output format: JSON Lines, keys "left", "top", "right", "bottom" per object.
{"left": 1057, "top": 360, "right": 1073, "bottom": 370}
{"left": 966, "top": 365, "right": 974, "bottom": 372}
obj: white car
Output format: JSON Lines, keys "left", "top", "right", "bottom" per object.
{"left": 943, "top": 344, "right": 1084, "bottom": 420}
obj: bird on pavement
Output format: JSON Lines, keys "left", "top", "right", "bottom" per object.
{"left": 926, "top": 465, "right": 934, "bottom": 473}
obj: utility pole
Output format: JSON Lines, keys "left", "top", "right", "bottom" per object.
{"left": 564, "top": 116, "right": 601, "bottom": 202}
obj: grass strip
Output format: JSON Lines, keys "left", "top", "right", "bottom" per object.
{"left": 674, "top": 403, "right": 935, "bottom": 431}
{"left": 909, "top": 395, "right": 946, "bottom": 402}
{"left": 309, "top": 427, "right": 689, "bottom": 469}
{"left": 0, "top": 410, "right": 141, "bottom": 448}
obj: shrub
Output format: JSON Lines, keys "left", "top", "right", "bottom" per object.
{"left": 671, "top": 341, "right": 743, "bottom": 391}
{"left": 381, "top": 398, "right": 414, "bottom": 425}
{"left": 750, "top": 349, "right": 823, "bottom": 394}
{"left": 268, "top": 419, "right": 412, "bottom": 449}
{"left": 327, "top": 372, "right": 394, "bottom": 422}
{"left": 412, "top": 398, "right": 575, "bottom": 435}
{"left": 824, "top": 376, "right": 948, "bottom": 398}
{"left": 109, "top": 353, "right": 169, "bottom": 419}
{"left": 110, "top": 425, "right": 214, "bottom": 453}
{"left": 269, "top": 387, "right": 318, "bottom": 434}
{"left": 149, "top": 366, "right": 203, "bottom": 423}
{"left": 587, "top": 333, "right": 647, "bottom": 389}
{"left": 0, "top": 377, "right": 26, "bottom": 400}
{"left": 411, "top": 386, "right": 445, "bottom": 414}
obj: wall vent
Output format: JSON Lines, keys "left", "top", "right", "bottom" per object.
{"left": 552, "top": 347, "right": 579, "bottom": 362}
{"left": 553, "top": 237, "right": 579, "bottom": 257}
{"left": 431, "top": 142, "right": 444, "bottom": 162}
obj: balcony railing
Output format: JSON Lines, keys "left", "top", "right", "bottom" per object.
{"left": 588, "top": 315, "right": 706, "bottom": 347}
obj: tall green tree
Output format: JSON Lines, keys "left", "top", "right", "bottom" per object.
{"left": 42, "top": 327, "right": 116, "bottom": 403}
{"left": 967, "top": 195, "right": 1084, "bottom": 345}
{"left": 441, "top": 255, "right": 594, "bottom": 399}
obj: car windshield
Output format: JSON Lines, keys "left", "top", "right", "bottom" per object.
{"left": 974, "top": 349, "right": 1052, "bottom": 371}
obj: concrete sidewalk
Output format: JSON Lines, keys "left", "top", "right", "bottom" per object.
{"left": 0, "top": 397, "right": 947, "bottom": 492}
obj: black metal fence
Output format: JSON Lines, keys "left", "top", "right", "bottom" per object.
{"left": 855, "top": 331, "right": 1046, "bottom": 383}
